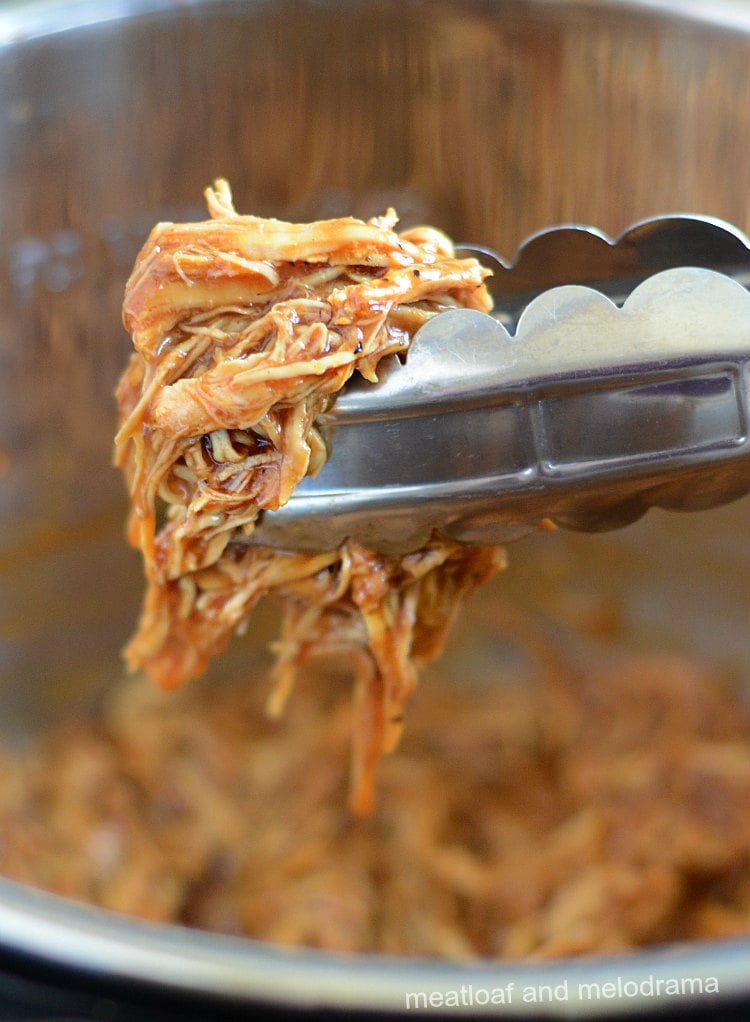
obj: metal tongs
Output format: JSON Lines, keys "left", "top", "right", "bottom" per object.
{"left": 251, "top": 215, "right": 750, "bottom": 553}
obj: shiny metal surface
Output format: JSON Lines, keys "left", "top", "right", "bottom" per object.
{"left": 3, "top": 0, "right": 750, "bottom": 1014}
{"left": 252, "top": 216, "right": 750, "bottom": 552}
{"left": 460, "top": 212, "right": 750, "bottom": 310}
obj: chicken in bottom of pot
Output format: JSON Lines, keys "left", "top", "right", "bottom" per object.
{"left": 1, "top": 630, "right": 750, "bottom": 960}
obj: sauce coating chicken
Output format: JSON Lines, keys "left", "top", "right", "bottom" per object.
{"left": 115, "top": 181, "right": 503, "bottom": 812}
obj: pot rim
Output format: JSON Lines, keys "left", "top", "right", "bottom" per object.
{"left": 0, "top": 874, "right": 747, "bottom": 1014}
{"left": 3, "top": 0, "right": 750, "bottom": 48}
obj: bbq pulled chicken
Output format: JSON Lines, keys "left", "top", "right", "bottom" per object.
{"left": 115, "top": 181, "right": 503, "bottom": 813}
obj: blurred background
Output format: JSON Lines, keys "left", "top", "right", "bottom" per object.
{"left": 5, "top": 0, "right": 750, "bottom": 730}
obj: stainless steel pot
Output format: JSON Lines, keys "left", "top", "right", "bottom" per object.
{"left": 2, "top": 0, "right": 750, "bottom": 1015}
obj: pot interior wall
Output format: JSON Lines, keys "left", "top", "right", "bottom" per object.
{"left": 4, "top": 1, "right": 750, "bottom": 1015}
{"left": 1, "top": 1, "right": 750, "bottom": 734}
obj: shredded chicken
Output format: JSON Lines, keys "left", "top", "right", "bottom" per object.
{"left": 115, "top": 181, "right": 503, "bottom": 813}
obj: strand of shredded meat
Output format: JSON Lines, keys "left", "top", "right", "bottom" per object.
{"left": 115, "top": 180, "right": 503, "bottom": 814}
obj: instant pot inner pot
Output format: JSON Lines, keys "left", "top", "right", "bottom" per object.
{"left": 2, "top": 0, "right": 750, "bottom": 1016}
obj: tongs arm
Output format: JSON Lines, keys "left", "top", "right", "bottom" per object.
{"left": 246, "top": 263, "right": 750, "bottom": 554}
